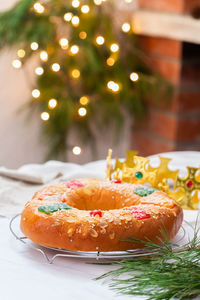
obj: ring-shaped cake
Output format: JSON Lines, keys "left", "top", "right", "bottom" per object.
{"left": 21, "top": 179, "right": 183, "bottom": 251}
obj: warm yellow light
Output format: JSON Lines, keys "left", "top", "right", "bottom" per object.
{"left": 32, "top": 89, "right": 40, "bottom": 98}
{"left": 64, "top": 12, "right": 73, "bottom": 22}
{"left": 78, "top": 107, "right": 87, "bottom": 116}
{"left": 96, "top": 36, "right": 104, "bottom": 45}
{"left": 94, "top": 0, "right": 102, "bottom": 5}
{"left": 110, "top": 43, "right": 119, "bottom": 52}
{"left": 59, "top": 38, "right": 69, "bottom": 49}
{"left": 125, "top": 0, "right": 132, "bottom": 3}
{"left": 130, "top": 72, "right": 139, "bottom": 82}
{"left": 107, "top": 81, "right": 120, "bottom": 93}
{"left": 70, "top": 45, "right": 79, "bottom": 55}
{"left": 35, "top": 67, "right": 44, "bottom": 76}
{"left": 33, "top": 2, "right": 45, "bottom": 14}
{"left": 12, "top": 59, "right": 22, "bottom": 69}
{"left": 112, "top": 83, "right": 119, "bottom": 92}
{"left": 72, "top": 0, "right": 80, "bottom": 8}
{"left": 80, "top": 96, "right": 89, "bottom": 105}
{"left": 81, "top": 5, "right": 90, "bottom": 13}
{"left": 106, "top": 57, "right": 115, "bottom": 66}
{"left": 71, "top": 69, "right": 80, "bottom": 79}
{"left": 17, "top": 49, "right": 26, "bottom": 58}
{"left": 48, "top": 99, "right": 57, "bottom": 109}
{"left": 79, "top": 31, "right": 87, "bottom": 39}
{"left": 72, "top": 146, "right": 81, "bottom": 155}
{"left": 51, "top": 63, "right": 60, "bottom": 72}
{"left": 40, "top": 51, "right": 48, "bottom": 61}
{"left": 122, "top": 23, "right": 131, "bottom": 32}
{"left": 71, "top": 16, "right": 80, "bottom": 26}
{"left": 41, "top": 112, "right": 49, "bottom": 121}
{"left": 30, "top": 42, "right": 39, "bottom": 51}
{"left": 107, "top": 81, "right": 115, "bottom": 90}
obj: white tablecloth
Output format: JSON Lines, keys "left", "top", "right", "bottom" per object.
{"left": 0, "top": 210, "right": 198, "bottom": 300}
{"left": 0, "top": 152, "right": 200, "bottom": 300}
{"left": 1, "top": 218, "right": 130, "bottom": 300}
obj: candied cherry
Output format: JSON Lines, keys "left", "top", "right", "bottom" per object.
{"left": 112, "top": 180, "right": 122, "bottom": 184}
{"left": 63, "top": 180, "right": 84, "bottom": 189}
{"left": 90, "top": 210, "right": 102, "bottom": 217}
{"left": 124, "top": 207, "right": 151, "bottom": 220}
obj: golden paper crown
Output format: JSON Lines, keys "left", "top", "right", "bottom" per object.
{"left": 106, "top": 149, "right": 200, "bottom": 209}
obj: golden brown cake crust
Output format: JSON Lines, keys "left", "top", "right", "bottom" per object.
{"left": 20, "top": 179, "right": 183, "bottom": 251}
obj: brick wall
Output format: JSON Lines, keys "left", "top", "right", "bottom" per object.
{"left": 131, "top": 0, "right": 200, "bottom": 155}
{"left": 138, "top": 0, "right": 200, "bottom": 14}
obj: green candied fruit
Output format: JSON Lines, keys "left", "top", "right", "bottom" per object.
{"left": 38, "top": 203, "right": 72, "bottom": 214}
{"left": 133, "top": 187, "right": 158, "bottom": 197}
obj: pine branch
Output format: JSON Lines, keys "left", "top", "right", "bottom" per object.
{"left": 96, "top": 223, "right": 200, "bottom": 300}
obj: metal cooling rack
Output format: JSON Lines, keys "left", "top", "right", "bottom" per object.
{"left": 10, "top": 213, "right": 195, "bottom": 264}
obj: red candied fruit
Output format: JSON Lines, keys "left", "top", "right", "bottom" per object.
{"left": 63, "top": 180, "right": 84, "bottom": 189}
{"left": 124, "top": 207, "right": 151, "bottom": 220}
{"left": 90, "top": 210, "right": 102, "bottom": 217}
{"left": 112, "top": 180, "right": 122, "bottom": 184}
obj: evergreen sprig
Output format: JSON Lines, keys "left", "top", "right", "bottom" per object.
{"left": 0, "top": 0, "right": 171, "bottom": 159}
{"left": 96, "top": 222, "right": 200, "bottom": 299}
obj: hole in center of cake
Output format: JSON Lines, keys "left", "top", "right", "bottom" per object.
{"left": 65, "top": 191, "right": 136, "bottom": 211}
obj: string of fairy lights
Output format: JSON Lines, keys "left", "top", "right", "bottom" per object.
{"left": 12, "top": 0, "right": 138, "bottom": 157}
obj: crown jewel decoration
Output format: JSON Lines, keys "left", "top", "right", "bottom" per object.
{"left": 173, "top": 167, "right": 200, "bottom": 209}
{"left": 106, "top": 149, "right": 200, "bottom": 209}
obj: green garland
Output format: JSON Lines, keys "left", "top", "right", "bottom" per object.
{"left": 0, "top": 0, "right": 171, "bottom": 159}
